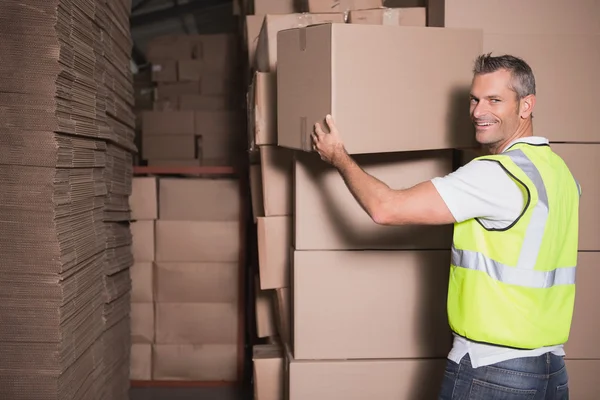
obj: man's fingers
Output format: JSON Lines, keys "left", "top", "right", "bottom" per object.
{"left": 325, "top": 114, "right": 338, "bottom": 136}
{"left": 314, "top": 122, "right": 325, "bottom": 138}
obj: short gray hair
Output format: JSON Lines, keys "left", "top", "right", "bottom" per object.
{"left": 473, "top": 53, "right": 536, "bottom": 100}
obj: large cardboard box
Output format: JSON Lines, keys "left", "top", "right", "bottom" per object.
{"left": 551, "top": 144, "right": 599, "bottom": 251}
{"left": 152, "top": 344, "right": 238, "bottom": 381}
{"left": 179, "top": 94, "right": 232, "bottom": 111}
{"left": 177, "top": 60, "right": 204, "bottom": 82}
{"left": 564, "top": 252, "right": 600, "bottom": 359}
{"left": 257, "top": 216, "right": 292, "bottom": 290}
{"left": 158, "top": 178, "right": 240, "bottom": 221}
{"left": 250, "top": 164, "right": 265, "bottom": 222}
{"left": 131, "top": 262, "right": 154, "bottom": 303}
{"left": 155, "top": 303, "right": 238, "bottom": 344}
{"left": 304, "top": 0, "right": 384, "bottom": 13}
{"left": 151, "top": 61, "right": 177, "bottom": 82}
{"left": 131, "top": 221, "right": 155, "bottom": 262}
{"left": 249, "top": 72, "right": 277, "bottom": 148}
{"left": 155, "top": 221, "right": 239, "bottom": 262}
{"left": 260, "top": 146, "right": 293, "bottom": 217}
{"left": 131, "top": 302, "right": 155, "bottom": 344}
{"left": 130, "top": 344, "right": 152, "bottom": 380}
{"left": 347, "top": 7, "right": 426, "bottom": 26}
{"left": 156, "top": 82, "right": 202, "bottom": 99}
{"left": 130, "top": 177, "right": 157, "bottom": 220}
{"left": 254, "top": 0, "right": 296, "bottom": 14}
{"left": 155, "top": 262, "right": 239, "bottom": 303}
{"left": 146, "top": 35, "right": 196, "bottom": 62}
{"left": 286, "top": 346, "right": 446, "bottom": 400}
{"left": 428, "top": 0, "right": 600, "bottom": 143}
{"left": 274, "top": 288, "right": 290, "bottom": 346}
{"left": 292, "top": 250, "right": 452, "bottom": 360}
{"left": 246, "top": 15, "right": 265, "bottom": 66}
{"left": 255, "top": 276, "right": 277, "bottom": 338}
{"left": 564, "top": 360, "right": 600, "bottom": 399}
{"left": 277, "top": 23, "right": 482, "bottom": 154}
{"left": 142, "top": 135, "right": 197, "bottom": 160}
{"left": 294, "top": 150, "right": 454, "bottom": 250}
{"left": 142, "top": 111, "right": 195, "bottom": 135}
{"left": 255, "top": 13, "right": 345, "bottom": 72}
{"left": 253, "top": 344, "right": 284, "bottom": 400}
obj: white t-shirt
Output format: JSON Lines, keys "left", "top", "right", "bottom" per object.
{"left": 431, "top": 136, "right": 566, "bottom": 368}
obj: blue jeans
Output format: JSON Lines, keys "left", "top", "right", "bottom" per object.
{"left": 438, "top": 353, "right": 569, "bottom": 400}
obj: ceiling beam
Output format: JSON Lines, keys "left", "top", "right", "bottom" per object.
{"left": 130, "top": 0, "right": 233, "bottom": 28}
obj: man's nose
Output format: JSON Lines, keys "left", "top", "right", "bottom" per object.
{"left": 472, "top": 102, "right": 487, "bottom": 118}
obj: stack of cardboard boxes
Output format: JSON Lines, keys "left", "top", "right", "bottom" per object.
{"left": 140, "top": 34, "right": 245, "bottom": 167}
{"left": 246, "top": 0, "right": 600, "bottom": 398}
{"left": 129, "top": 176, "right": 242, "bottom": 381}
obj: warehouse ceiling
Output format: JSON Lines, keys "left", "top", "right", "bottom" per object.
{"left": 130, "top": 0, "right": 236, "bottom": 67}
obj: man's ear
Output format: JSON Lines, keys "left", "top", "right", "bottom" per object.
{"left": 519, "top": 94, "right": 536, "bottom": 119}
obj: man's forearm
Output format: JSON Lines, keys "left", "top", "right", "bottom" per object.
{"left": 333, "top": 149, "right": 394, "bottom": 222}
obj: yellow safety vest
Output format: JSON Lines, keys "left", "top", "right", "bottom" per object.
{"left": 447, "top": 142, "right": 580, "bottom": 349}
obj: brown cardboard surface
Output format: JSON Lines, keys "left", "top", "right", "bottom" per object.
{"left": 260, "top": 146, "right": 293, "bottom": 217}
{"left": 155, "top": 302, "right": 238, "bottom": 344}
{"left": 286, "top": 346, "right": 446, "bottom": 400}
{"left": 156, "top": 81, "right": 202, "bottom": 98}
{"left": 348, "top": 7, "right": 425, "bottom": 26}
{"left": 293, "top": 250, "right": 452, "bottom": 360}
{"left": 152, "top": 344, "right": 238, "bottom": 381}
{"left": 277, "top": 23, "right": 482, "bottom": 154}
{"left": 158, "top": 178, "right": 240, "bottom": 221}
{"left": 195, "top": 110, "right": 243, "bottom": 137}
{"left": 177, "top": 60, "right": 204, "bottom": 82}
{"left": 131, "top": 262, "right": 154, "bottom": 303}
{"left": 142, "top": 111, "right": 196, "bottom": 135}
{"left": 131, "top": 221, "right": 155, "bottom": 262}
{"left": 254, "top": 0, "right": 296, "bottom": 14}
{"left": 155, "top": 221, "right": 240, "bottom": 262}
{"left": 179, "top": 94, "right": 233, "bottom": 111}
{"left": 255, "top": 276, "right": 277, "bottom": 338}
{"left": 428, "top": 0, "right": 600, "bottom": 35}
{"left": 130, "top": 344, "right": 152, "bottom": 380}
{"left": 551, "top": 144, "right": 600, "bottom": 251}
{"left": 253, "top": 344, "right": 284, "bottom": 400}
{"left": 131, "top": 302, "right": 155, "bottom": 344}
{"left": 564, "top": 252, "right": 600, "bottom": 359}
{"left": 564, "top": 360, "right": 600, "bottom": 399}
{"left": 151, "top": 61, "right": 177, "bottom": 83}
{"left": 250, "top": 164, "right": 265, "bottom": 223}
{"left": 305, "top": 0, "right": 384, "bottom": 13}
{"left": 146, "top": 35, "right": 196, "bottom": 62}
{"left": 155, "top": 262, "right": 239, "bottom": 303}
{"left": 246, "top": 15, "right": 265, "bottom": 66}
{"left": 274, "top": 288, "right": 290, "bottom": 346}
{"left": 295, "top": 150, "right": 454, "bottom": 250}
{"left": 147, "top": 158, "right": 202, "bottom": 167}
{"left": 255, "top": 13, "right": 345, "bottom": 72}
{"left": 142, "top": 135, "right": 197, "bottom": 160}
{"left": 251, "top": 72, "right": 277, "bottom": 146}
{"left": 257, "top": 217, "right": 293, "bottom": 290}
{"left": 130, "top": 177, "right": 158, "bottom": 220}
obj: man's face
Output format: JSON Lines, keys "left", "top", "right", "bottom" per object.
{"left": 469, "top": 69, "right": 523, "bottom": 147}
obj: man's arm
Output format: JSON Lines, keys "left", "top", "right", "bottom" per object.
{"left": 312, "top": 115, "right": 455, "bottom": 226}
{"left": 333, "top": 150, "right": 455, "bottom": 226}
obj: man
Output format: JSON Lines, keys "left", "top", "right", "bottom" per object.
{"left": 312, "top": 53, "right": 579, "bottom": 399}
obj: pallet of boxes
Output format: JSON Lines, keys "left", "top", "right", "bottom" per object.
{"left": 140, "top": 33, "right": 244, "bottom": 166}
{"left": 246, "top": 0, "right": 600, "bottom": 399}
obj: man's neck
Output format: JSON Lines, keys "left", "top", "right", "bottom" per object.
{"left": 488, "top": 120, "right": 534, "bottom": 154}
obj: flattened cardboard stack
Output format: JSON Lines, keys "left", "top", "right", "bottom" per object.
{"left": 0, "top": 0, "right": 135, "bottom": 399}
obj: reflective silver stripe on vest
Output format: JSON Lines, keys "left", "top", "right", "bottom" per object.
{"left": 452, "top": 148, "right": 576, "bottom": 288}
{"left": 452, "top": 247, "right": 576, "bottom": 288}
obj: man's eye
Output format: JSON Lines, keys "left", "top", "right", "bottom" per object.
{"left": 490, "top": 99, "right": 500, "bottom": 103}
{"left": 470, "top": 98, "right": 478, "bottom": 103}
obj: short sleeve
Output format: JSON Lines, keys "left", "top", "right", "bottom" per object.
{"left": 430, "top": 159, "right": 525, "bottom": 229}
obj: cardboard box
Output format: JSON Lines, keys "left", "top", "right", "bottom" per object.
{"left": 260, "top": 146, "right": 293, "bottom": 217}
{"left": 551, "top": 144, "right": 599, "bottom": 251}
{"left": 131, "top": 262, "right": 154, "bottom": 303}
{"left": 428, "top": 0, "right": 600, "bottom": 143}
{"left": 130, "top": 344, "right": 152, "bottom": 380}
{"left": 177, "top": 60, "right": 204, "bottom": 82}
{"left": 255, "top": 13, "right": 345, "bottom": 72}
{"left": 249, "top": 72, "right": 277, "bottom": 147}
{"left": 250, "top": 164, "right": 265, "bottom": 222}
{"left": 180, "top": 94, "right": 233, "bottom": 110}
{"left": 295, "top": 150, "right": 454, "bottom": 250}
{"left": 286, "top": 346, "right": 447, "bottom": 400}
{"left": 198, "top": 33, "right": 239, "bottom": 72}
{"left": 254, "top": 0, "right": 296, "bottom": 14}
{"left": 277, "top": 23, "right": 482, "bottom": 154}
{"left": 158, "top": 178, "right": 240, "bottom": 221}
{"left": 146, "top": 35, "right": 196, "bottom": 62}
{"left": 274, "top": 288, "right": 290, "bottom": 346}
{"left": 152, "top": 344, "right": 238, "bottom": 381}
{"left": 131, "top": 221, "right": 155, "bottom": 262}
{"left": 155, "top": 302, "right": 238, "bottom": 344}
{"left": 142, "top": 111, "right": 195, "bottom": 135}
{"left": 142, "top": 135, "right": 197, "bottom": 160}
{"left": 200, "top": 74, "right": 238, "bottom": 96}
{"left": 385, "top": 0, "right": 425, "bottom": 5}
{"left": 131, "top": 302, "right": 155, "bottom": 344}
{"left": 564, "top": 360, "right": 600, "bottom": 399}
{"left": 151, "top": 61, "right": 177, "bottom": 82}
{"left": 156, "top": 82, "right": 202, "bottom": 99}
{"left": 253, "top": 344, "right": 284, "bottom": 400}
{"left": 246, "top": 15, "right": 265, "bottom": 66}
{"left": 147, "top": 158, "right": 202, "bottom": 167}
{"left": 293, "top": 250, "right": 452, "bottom": 360}
{"left": 564, "top": 252, "right": 600, "bottom": 359}
{"left": 257, "top": 216, "right": 292, "bottom": 290}
{"left": 155, "top": 262, "right": 239, "bottom": 303}
{"left": 347, "top": 7, "right": 426, "bottom": 26}
{"left": 130, "top": 177, "right": 157, "bottom": 220}
{"left": 305, "top": 0, "right": 384, "bottom": 13}
{"left": 255, "top": 276, "right": 277, "bottom": 338}
{"left": 155, "top": 221, "right": 240, "bottom": 262}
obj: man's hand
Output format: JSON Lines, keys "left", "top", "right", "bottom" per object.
{"left": 312, "top": 114, "right": 347, "bottom": 168}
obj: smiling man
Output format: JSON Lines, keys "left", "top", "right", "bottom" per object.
{"left": 312, "top": 53, "right": 580, "bottom": 399}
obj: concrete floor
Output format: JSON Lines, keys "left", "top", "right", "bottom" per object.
{"left": 130, "top": 386, "right": 249, "bottom": 400}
